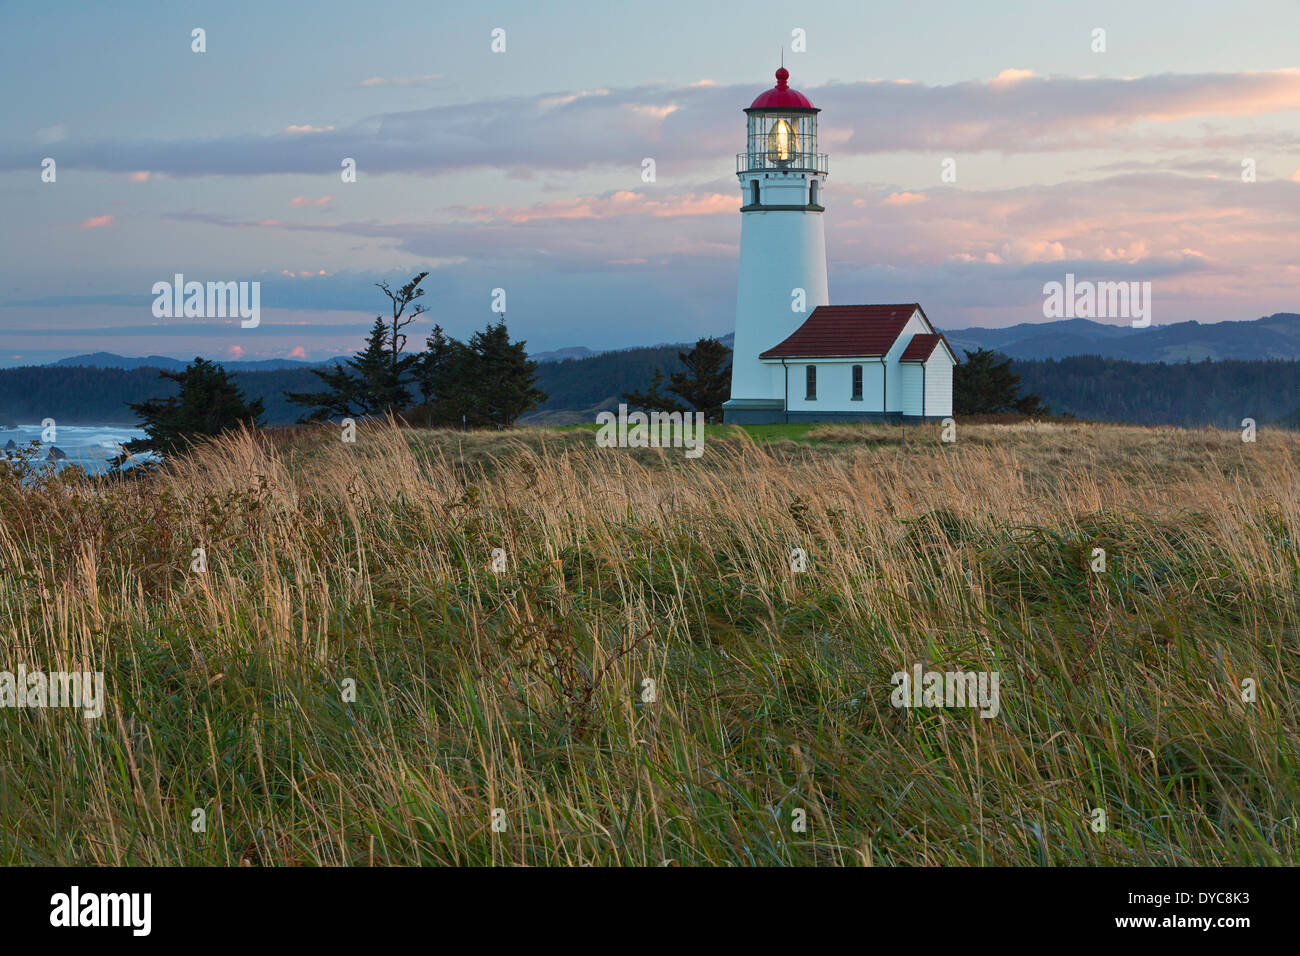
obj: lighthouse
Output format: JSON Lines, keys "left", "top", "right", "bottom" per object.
{"left": 722, "top": 68, "right": 955, "bottom": 425}
{"left": 723, "top": 67, "right": 830, "bottom": 423}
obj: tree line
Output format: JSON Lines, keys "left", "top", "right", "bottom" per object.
{"left": 1011, "top": 354, "right": 1300, "bottom": 427}
{"left": 125, "top": 273, "right": 547, "bottom": 457}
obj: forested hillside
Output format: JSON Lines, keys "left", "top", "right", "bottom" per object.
{"left": 943, "top": 312, "right": 1300, "bottom": 362}
{"left": 1012, "top": 356, "right": 1300, "bottom": 427}
{"left": 525, "top": 344, "right": 688, "bottom": 422}
{"left": 0, "top": 365, "right": 321, "bottom": 425}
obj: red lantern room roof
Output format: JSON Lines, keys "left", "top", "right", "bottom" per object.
{"left": 747, "top": 67, "right": 818, "bottom": 111}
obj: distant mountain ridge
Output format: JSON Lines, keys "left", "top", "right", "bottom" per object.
{"left": 940, "top": 313, "right": 1300, "bottom": 362}
{"left": 51, "top": 352, "right": 327, "bottom": 372}
{"left": 528, "top": 346, "right": 598, "bottom": 363}
{"left": 46, "top": 334, "right": 740, "bottom": 373}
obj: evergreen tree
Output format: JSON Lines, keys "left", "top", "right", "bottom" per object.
{"left": 622, "top": 369, "right": 687, "bottom": 413}
{"left": 622, "top": 337, "right": 731, "bottom": 421}
{"left": 416, "top": 324, "right": 455, "bottom": 405}
{"left": 468, "top": 319, "right": 547, "bottom": 427}
{"left": 285, "top": 273, "right": 428, "bottom": 421}
{"left": 406, "top": 318, "right": 546, "bottom": 428}
{"left": 286, "top": 318, "right": 408, "bottom": 419}
{"left": 953, "top": 348, "right": 1049, "bottom": 415}
{"left": 668, "top": 337, "right": 732, "bottom": 421}
{"left": 424, "top": 333, "right": 482, "bottom": 427}
{"left": 125, "top": 357, "right": 264, "bottom": 457}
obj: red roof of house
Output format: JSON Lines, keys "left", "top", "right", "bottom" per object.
{"left": 899, "top": 333, "right": 945, "bottom": 362}
{"left": 759, "top": 304, "right": 927, "bottom": 359}
{"left": 748, "top": 67, "right": 817, "bottom": 111}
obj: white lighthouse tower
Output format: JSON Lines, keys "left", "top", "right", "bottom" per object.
{"left": 722, "top": 67, "right": 829, "bottom": 424}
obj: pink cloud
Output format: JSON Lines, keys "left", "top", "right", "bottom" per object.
{"left": 78, "top": 215, "right": 114, "bottom": 229}
{"left": 625, "top": 103, "right": 679, "bottom": 120}
{"left": 882, "top": 192, "right": 927, "bottom": 206}
{"left": 288, "top": 346, "right": 307, "bottom": 359}
{"left": 990, "top": 69, "right": 1036, "bottom": 86}
{"left": 360, "top": 74, "right": 441, "bottom": 88}
{"left": 228, "top": 345, "right": 245, "bottom": 359}
{"left": 461, "top": 190, "right": 738, "bottom": 224}
{"left": 288, "top": 195, "right": 332, "bottom": 207}
{"left": 127, "top": 171, "right": 150, "bottom": 183}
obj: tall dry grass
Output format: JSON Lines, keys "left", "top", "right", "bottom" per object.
{"left": 0, "top": 418, "right": 1296, "bottom": 864}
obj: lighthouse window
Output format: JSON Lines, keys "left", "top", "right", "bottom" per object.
{"left": 809, "top": 180, "right": 819, "bottom": 205}
{"left": 750, "top": 180, "right": 760, "bottom": 206}
{"left": 851, "top": 365, "right": 863, "bottom": 400}
{"left": 805, "top": 365, "right": 817, "bottom": 400}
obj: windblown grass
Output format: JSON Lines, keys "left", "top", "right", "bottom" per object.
{"left": 0, "top": 418, "right": 1297, "bottom": 865}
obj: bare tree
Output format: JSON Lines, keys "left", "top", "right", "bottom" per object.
{"left": 375, "top": 272, "right": 430, "bottom": 388}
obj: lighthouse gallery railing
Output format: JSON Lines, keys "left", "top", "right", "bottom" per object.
{"left": 736, "top": 152, "right": 828, "bottom": 175}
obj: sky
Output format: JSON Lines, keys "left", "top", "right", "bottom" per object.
{"left": 1, "top": 0, "right": 1298, "bottom": 365}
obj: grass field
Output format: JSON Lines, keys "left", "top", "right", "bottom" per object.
{"left": 1, "top": 418, "right": 1297, "bottom": 865}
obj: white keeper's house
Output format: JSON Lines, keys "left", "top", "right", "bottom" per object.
{"left": 721, "top": 67, "right": 956, "bottom": 425}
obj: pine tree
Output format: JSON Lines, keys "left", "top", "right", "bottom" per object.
{"left": 953, "top": 348, "right": 1049, "bottom": 415}
{"left": 286, "top": 318, "right": 406, "bottom": 419}
{"left": 421, "top": 329, "right": 481, "bottom": 427}
{"left": 622, "top": 337, "right": 731, "bottom": 421}
{"left": 416, "top": 324, "right": 455, "bottom": 405}
{"left": 286, "top": 273, "right": 428, "bottom": 421}
{"left": 667, "top": 337, "right": 732, "bottom": 422}
{"left": 376, "top": 272, "right": 428, "bottom": 397}
{"left": 622, "top": 369, "right": 687, "bottom": 413}
{"left": 468, "top": 319, "right": 547, "bottom": 427}
{"left": 125, "top": 357, "right": 264, "bottom": 457}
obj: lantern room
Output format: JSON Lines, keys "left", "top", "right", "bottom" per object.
{"left": 738, "top": 67, "right": 827, "bottom": 174}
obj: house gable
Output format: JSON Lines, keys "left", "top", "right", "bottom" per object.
{"left": 898, "top": 332, "right": 956, "bottom": 365}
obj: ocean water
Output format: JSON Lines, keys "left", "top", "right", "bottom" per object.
{"left": 1, "top": 424, "right": 152, "bottom": 475}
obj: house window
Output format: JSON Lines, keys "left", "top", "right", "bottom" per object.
{"left": 750, "top": 180, "right": 760, "bottom": 206}
{"left": 809, "top": 180, "right": 819, "bottom": 206}
{"left": 805, "top": 365, "right": 817, "bottom": 400}
{"left": 851, "top": 364, "right": 863, "bottom": 400}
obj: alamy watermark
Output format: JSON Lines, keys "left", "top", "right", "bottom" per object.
{"left": 151, "top": 274, "right": 260, "bottom": 328}
{"left": 1043, "top": 273, "right": 1150, "bottom": 328}
{"left": 890, "top": 663, "right": 1000, "bottom": 718}
{"left": 50, "top": 886, "right": 150, "bottom": 936}
{"left": 596, "top": 404, "right": 704, "bottom": 458}
{"left": 0, "top": 666, "right": 105, "bottom": 719}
